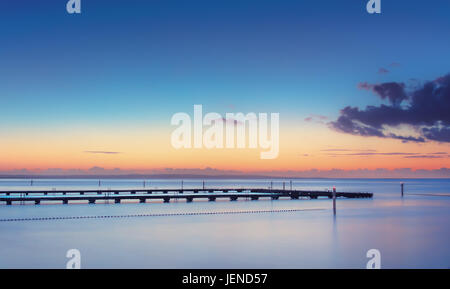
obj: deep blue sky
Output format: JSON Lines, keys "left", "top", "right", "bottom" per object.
{"left": 1, "top": 0, "right": 449, "bottom": 129}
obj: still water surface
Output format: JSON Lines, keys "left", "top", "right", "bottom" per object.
{"left": 0, "top": 178, "right": 449, "bottom": 268}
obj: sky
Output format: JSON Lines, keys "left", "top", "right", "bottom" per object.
{"left": 0, "top": 0, "right": 449, "bottom": 177}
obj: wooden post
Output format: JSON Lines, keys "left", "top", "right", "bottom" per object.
{"left": 401, "top": 183, "right": 404, "bottom": 197}
{"left": 283, "top": 182, "right": 285, "bottom": 190}
{"left": 290, "top": 180, "right": 292, "bottom": 190}
{"left": 332, "top": 186, "right": 336, "bottom": 215}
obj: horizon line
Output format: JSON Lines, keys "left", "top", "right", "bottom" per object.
{"left": 0, "top": 174, "right": 449, "bottom": 180}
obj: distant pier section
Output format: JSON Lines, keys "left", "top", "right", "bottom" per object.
{"left": 0, "top": 188, "right": 372, "bottom": 205}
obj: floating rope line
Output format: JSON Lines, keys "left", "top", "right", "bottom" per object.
{"left": 0, "top": 208, "right": 325, "bottom": 222}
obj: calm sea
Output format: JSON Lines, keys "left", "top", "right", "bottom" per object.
{"left": 0, "top": 178, "right": 449, "bottom": 268}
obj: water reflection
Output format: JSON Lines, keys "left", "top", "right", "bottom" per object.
{"left": 0, "top": 178, "right": 449, "bottom": 268}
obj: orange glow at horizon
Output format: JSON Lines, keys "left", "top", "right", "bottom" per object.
{"left": 0, "top": 122, "right": 449, "bottom": 172}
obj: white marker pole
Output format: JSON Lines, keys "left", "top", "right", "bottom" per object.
{"left": 332, "top": 186, "right": 336, "bottom": 215}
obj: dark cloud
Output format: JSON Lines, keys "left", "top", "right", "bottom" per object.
{"left": 331, "top": 74, "right": 450, "bottom": 143}
{"left": 422, "top": 126, "right": 450, "bottom": 142}
{"left": 386, "top": 133, "right": 425, "bottom": 143}
{"left": 358, "top": 82, "right": 408, "bottom": 106}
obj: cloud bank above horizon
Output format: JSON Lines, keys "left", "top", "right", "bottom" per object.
{"left": 1, "top": 166, "right": 449, "bottom": 178}
{"left": 330, "top": 73, "right": 450, "bottom": 143}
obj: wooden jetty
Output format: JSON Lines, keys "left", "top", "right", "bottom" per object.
{"left": 0, "top": 188, "right": 372, "bottom": 205}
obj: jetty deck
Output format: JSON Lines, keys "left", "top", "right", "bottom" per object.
{"left": 0, "top": 188, "right": 372, "bottom": 205}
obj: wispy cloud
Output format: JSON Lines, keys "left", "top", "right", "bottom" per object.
{"left": 323, "top": 151, "right": 449, "bottom": 158}
{"left": 389, "top": 62, "right": 401, "bottom": 67}
{"left": 327, "top": 152, "right": 417, "bottom": 156}
{"left": 304, "top": 114, "right": 329, "bottom": 124}
{"left": 1, "top": 167, "right": 449, "bottom": 178}
{"left": 84, "top": 151, "right": 122, "bottom": 155}
{"left": 213, "top": 117, "right": 243, "bottom": 126}
{"left": 403, "top": 155, "right": 446, "bottom": 159}
{"left": 320, "top": 149, "right": 376, "bottom": 152}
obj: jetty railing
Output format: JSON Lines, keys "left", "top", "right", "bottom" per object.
{"left": 0, "top": 188, "right": 372, "bottom": 205}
